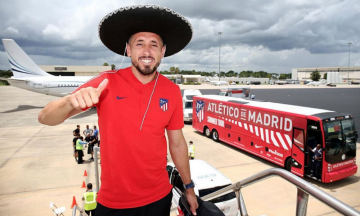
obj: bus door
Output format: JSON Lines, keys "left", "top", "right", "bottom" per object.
{"left": 291, "top": 128, "right": 305, "bottom": 176}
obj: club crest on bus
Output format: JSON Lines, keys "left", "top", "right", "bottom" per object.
{"left": 196, "top": 100, "right": 205, "bottom": 122}
{"left": 159, "top": 98, "right": 168, "bottom": 112}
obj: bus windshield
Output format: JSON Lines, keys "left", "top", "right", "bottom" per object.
{"left": 323, "top": 119, "right": 357, "bottom": 164}
{"left": 185, "top": 102, "right": 193, "bottom": 109}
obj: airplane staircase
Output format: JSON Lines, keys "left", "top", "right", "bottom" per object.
{"left": 86, "top": 147, "right": 360, "bottom": 216}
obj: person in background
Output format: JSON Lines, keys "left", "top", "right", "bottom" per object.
{"left": 93, "top": 125, "right": 99, "bottom": 139}
{"left": 83, "top": 125, "right": 93, "bottom": 137}
{"left": 308, "top": 144, "right": 322, "bottom": 180}
{"left": 76, "top": 136, "right": 87, "bottom": 164}
{"left": 73, "top": 133, "right": 80, "bottom": 161}
{"left": 82, "top": 183, "right": 97, "bottom": 216}
{"left": 188, "top": 141, "right": 195, "bottom": 160}
{"left": 73, "top": 125, "right": 80, "bottom": 136}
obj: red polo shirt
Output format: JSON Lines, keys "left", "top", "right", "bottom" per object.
{"left": 74, "top": 67, "right": 183, "bottom": 208}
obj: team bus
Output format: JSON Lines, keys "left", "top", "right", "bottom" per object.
{"left": 192, "top": 95, "right": 358, "bottom": 183}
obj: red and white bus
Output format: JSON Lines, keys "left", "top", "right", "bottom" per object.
{"left": 192, "top": 95, "right": 358, "bottom": 183}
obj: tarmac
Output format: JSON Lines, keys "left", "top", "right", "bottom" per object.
{"left": 0, "top": 85, "right": 359, "bottom": 216}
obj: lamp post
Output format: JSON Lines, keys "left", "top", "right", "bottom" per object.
{"left": 348, "top": 42, "right": 352, "bottom": 84}
{"left": 218, "top": 32, "right": 223, "bottom": 81}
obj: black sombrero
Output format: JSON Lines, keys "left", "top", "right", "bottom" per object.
{"left": 98, "top": 5, "right": 193, "bottom": 57}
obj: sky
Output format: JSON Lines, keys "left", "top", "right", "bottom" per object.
{"left": 0, "top": 0, "right": 359, "bottom": 74}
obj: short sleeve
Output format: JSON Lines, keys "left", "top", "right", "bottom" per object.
{"left": 166, "top": 86, "right": 184, "bottom": 130}
{"left": 71, "top": 73, "right": 108, "bottom": 111}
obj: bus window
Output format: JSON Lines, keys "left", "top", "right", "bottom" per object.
{"left": 293, "top": 129, "right": 304, "bottom": 150}
{"left": 323, "top": 119, "right": 356, "bottom": 164}
{"left": 184, "top": 102, "right": 193, "bottom": 109}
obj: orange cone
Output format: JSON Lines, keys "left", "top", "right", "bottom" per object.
{"left": 81, "top": 181, "right": 86, "bottom": 188}
{"left": 71, "top": 196, "right": 77, "bottom": 209}
{"left": 83, "top": 170, "right": 88, "bottom": 177}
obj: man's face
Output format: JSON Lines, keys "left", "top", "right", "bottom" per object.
{"left": 86, "top": 125, "right": 89, "bottom": 129}
{"left": 126, "top": 32, "right": 165, "bottom": 76}
{"left": 316, "top": 144, "right": 321, "bottom": 149}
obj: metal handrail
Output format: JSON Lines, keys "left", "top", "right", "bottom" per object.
{"left": 94, "top": 146, "right": 100, "bottom": 192}
{"left": 201, "top": 168, "right": 360, "bottom": 216}
{"left": 71, "top": 205, "right": 84, "bottom": 216}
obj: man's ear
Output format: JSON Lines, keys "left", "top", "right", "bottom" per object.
{"left": 161, "top": 46, "right": 166, "bottom": 58}
{"left": 126, "top": 43, "right": 131, "bottom": 57}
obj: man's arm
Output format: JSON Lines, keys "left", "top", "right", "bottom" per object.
{"left": 38, "top": 79, "right": 108, "bottom": 126}
{"left": 167, "top": 129, "right": 198, "bottom": 215}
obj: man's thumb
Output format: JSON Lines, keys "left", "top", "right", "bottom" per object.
{"left": 97, "top": 79, "right": 108, "bottom": 95}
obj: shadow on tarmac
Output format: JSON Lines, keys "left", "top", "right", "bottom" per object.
{"left": 1, "top": 105, "right": 44, "bottom": 113}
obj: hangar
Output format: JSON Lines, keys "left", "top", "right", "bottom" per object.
{"left": 292, "top": 67, "right": 360, "bottom": 81}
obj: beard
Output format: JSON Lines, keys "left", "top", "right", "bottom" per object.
{"left": 132, "top": 58, "right": 161, "bottom": 76}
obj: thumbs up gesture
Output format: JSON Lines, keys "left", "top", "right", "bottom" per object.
{"left": 70, "top": 79, "right": 108, "bottom": 109}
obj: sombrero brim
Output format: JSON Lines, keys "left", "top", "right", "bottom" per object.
{"left": 98, "top": 5, "right": 193, "bottom": 57}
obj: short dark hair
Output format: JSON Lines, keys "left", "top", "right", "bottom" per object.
{"left": 189, "top": 141, "right": 193, "bottom": 144}
{"left": 128, "top": 33, "right": 165, "bottom": 47}
{"left": 77, "top": 125, "right": 80, "bottom": 128}
{"left": 87, "top": 183, "right": 92, "bottom": 189}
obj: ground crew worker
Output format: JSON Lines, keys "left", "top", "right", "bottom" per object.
{"left": 82, "top": 183, "right": 97, "bottom": 216}
{"left": 76, "top": 136, "right": 87, "bottom": 164}
{"left": 188, "top": 141, "right": 195, "bottom": 160}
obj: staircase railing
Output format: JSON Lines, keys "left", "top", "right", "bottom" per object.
{"left": 71, "top": 204, "right": 84, "bottom": 216}
{"left": 201, "top": 168, "right": 360, "bottom": 216}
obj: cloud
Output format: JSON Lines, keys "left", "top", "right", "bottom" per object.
{"left": 0, "top": 0, "right": 359, "bottom": 73}
{"left": 6, "top": 27, "right": 19, "bottom": 34}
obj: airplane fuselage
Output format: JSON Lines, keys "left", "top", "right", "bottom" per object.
{"left": 7, "top": 76, "right": 93, "bottom": 97}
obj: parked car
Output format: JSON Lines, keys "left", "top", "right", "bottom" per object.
{"left": 167, "top": 160, "right": 239, "bottom": 216}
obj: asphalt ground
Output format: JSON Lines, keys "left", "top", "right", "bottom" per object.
{"left": 0, "top": 85, "right": 359, "bottom": 216}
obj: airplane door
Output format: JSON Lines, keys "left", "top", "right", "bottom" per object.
{"left": 291, "top": 128, "right": 305, "bottom": 177}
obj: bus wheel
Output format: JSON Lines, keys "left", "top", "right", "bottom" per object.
{"left": 285, "top": 158, "right": 292, "bottom": 171}
{"left": 204, "top": 127, "right": 211, "bottom": 137}
{"left": 212, "top": 130, "right": 219, "bottom": 142}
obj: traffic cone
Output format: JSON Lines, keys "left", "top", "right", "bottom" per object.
{"left": 71, "top": 196, "right": 77, "bottom": 209}
{"left": 81, "top": 181, "right": 86, "bottom": 188}
{"left": 83, "top": 170, "right": 88, "bottom": 177}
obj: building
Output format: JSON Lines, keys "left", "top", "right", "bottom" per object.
{"left": 292, "top": 67, "right": 360, "bottom": 81}
{"left": 39, "top": 65, "right": 111, "bottom": 76}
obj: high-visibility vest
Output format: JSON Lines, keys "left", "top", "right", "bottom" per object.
{"left": 188, "top": 145, "right": 195, "bottom": 157}
{"left": 76, "top": 139, "right": 83, "bottom": 150}
{"left": 83, "top": 191, "right": 97, "bottom": 211}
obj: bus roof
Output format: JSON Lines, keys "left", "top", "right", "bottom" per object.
{"left": 195, "top": 95, "right": 342, "bottom": 117}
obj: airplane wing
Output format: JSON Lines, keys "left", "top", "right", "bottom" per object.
{"left": 0, "top": 77, "right": 28, "bottom": 82}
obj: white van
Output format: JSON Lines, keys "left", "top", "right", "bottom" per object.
{"left": 167, "top": 160, "right": 239, "bottom": 216}
{"left": 183, "top": 89, "right": 202, "bottom": 122}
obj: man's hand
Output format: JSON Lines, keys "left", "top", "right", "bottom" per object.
{"left": 186, "top": 189, "right": 199, "bottom": 215}
{"left": 70, "top": 79, "right": 108, "bottom": 109}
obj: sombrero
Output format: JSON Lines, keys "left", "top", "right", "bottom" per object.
{"left": 98, "top": 5, "right": 193, "bottom": 57}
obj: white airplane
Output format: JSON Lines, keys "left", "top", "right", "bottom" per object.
{"left": 306, "top": 81, "right": 322, "bottom": 86}
{"left": 1, "top": 39, "right": 93, "bottom": 97}
{"left": 209, "top": 80, "right": 229, "bottom": 86}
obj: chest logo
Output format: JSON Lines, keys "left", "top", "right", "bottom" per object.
{"left": 159, "top": 98, "right": 169, "bottom": 112}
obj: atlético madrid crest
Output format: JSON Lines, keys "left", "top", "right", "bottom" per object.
{"left": 159, "top": 98, "right": 169, "bottom": 112}
{"left": 196, "top": 100, "right": 205, "bottom": 122}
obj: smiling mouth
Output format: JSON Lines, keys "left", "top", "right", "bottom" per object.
{"left": 140, "top": 57, "right": 154, "bottom": 64}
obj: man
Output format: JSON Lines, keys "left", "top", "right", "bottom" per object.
{"left": 308, "top": 144, "right": 322, "bottom": 180}
{"left": 188, "top": 141, "right": 195, "bottom": 160}
{"left": 82, "top": 183, "right": 97, "bottom": 216}
{"left": 87, "top": 134, "right": 97, "bottom": 161}
{"left": 83, "top": 125, "right": 93, "bottom": 137}
{"left": 76, "top": 136, "right": 87, "bottom": 164}
{"left": 93, "top": 125, "right": 99, "bottom": 140}
{"left": 73, "top": 125, "right": 80, "bottom": 136}
{"left": 38, "top": 5, "right": 198, "bottom": 216}
{"left": 73, "top": 133, "right": 80, "bottom": 161}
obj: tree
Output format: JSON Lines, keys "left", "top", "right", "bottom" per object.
{"left": 323, "top": 73, "right": 327, "bottom": 80}
{"left": 310, "top": 70, "right": 321, "bottom": 81}
{"left": 103, "top": 62, "right": 109, "bottom": 66}
{"left": 111, "top": 64, "right": 115, "bottom": 70}
{"left": 175, "top": 67, "right": 180, "bottom": 74}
